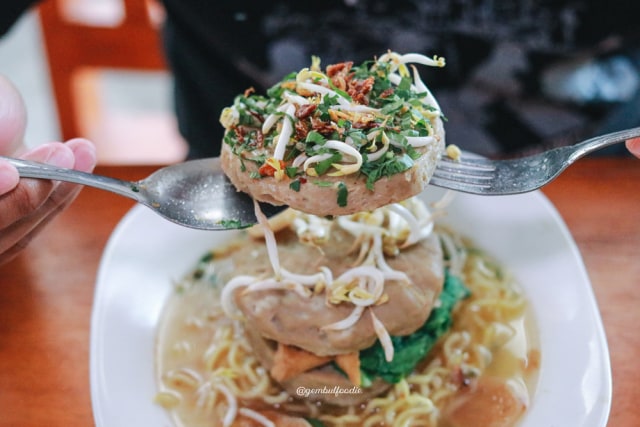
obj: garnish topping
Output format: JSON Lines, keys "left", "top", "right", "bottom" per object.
{"left": 221, "top": 52, "right": 446, "bottom": 191}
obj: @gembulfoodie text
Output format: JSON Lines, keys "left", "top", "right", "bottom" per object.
{"left": 296, "top": 386, "right": 363, "bottom": 398}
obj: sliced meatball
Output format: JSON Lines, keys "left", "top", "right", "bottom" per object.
{"left": 220, "top": 119, "right": 444, "bottom": 217}
{"left": 230, "top": 225, "right": 444, "bottom": 356}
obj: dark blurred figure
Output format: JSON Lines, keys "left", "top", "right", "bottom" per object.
{"left": 161, "top": 0, "right": 640, "bottom": 159}
{"left": 3, "top": 1, "right": 640, "bottom": 158}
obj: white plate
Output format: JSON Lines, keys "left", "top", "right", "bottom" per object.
{"left": 90, "top": 189, "right": 612, "bottom": 427}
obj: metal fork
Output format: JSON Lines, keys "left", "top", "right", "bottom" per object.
{"left": 430, "top": 127, "right": 640, "bottom": 195}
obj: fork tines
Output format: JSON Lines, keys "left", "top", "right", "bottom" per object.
{"left": 430, "top": 155, "right": 496, "bottom": 190}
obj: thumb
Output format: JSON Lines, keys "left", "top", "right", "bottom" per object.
{"left": 0, "top": 74, "right": 27, "bottom": 156}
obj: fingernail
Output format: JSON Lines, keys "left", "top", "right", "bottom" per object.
{"left": 45, "top": 145, "right": 74, "bottom": 168}
{"left": 66, "top": 138, "right": 97, "bottom": 172}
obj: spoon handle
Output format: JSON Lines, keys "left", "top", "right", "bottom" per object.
{"left": 0, "top": 156, "right": 143, "bottom": 202}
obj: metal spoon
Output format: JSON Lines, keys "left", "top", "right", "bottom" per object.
{"left": 1, "top": 156, "right": 286, "bottom": 230}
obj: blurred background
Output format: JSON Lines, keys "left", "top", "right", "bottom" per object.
{"left": 0, "top": 0, "right": 187, "bottom": 164}
{"left": 1, "top": 10, "right": 60, "bottom": 149}
{"left": 1, "top": 0, "right": 638, "bottom": 164}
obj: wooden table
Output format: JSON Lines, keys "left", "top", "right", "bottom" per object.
{"left": 0, "top": 157, "right": 637, "bottom": 426}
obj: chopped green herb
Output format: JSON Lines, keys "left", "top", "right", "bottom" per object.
{"left": 337, "top": 182, "right": 348, "bottom": 207}
{"left": 289, "top": 179, "right": 302, "bottom": 192}
{"left": 199, "top": 251, "right": 214, "bottom": 263}
{"left": 315, "top": 152, "right": 342, "bottom": 175}
{"left": 360, "top": 153, "right": 415, "bottom": 190}
{"left": 305, "top": 130, "right": 326, "bottom": 145}
{"left": 285, "top": 166, "right": 299, "bottom": 178}
{"left": 188, "top": 253, "right": 214, "bottom": 282}
{"left": 217, "top": 219, "right": 250, "bottom": 229}
{"left": 317, "top": 94, "right": 338, "bottom": 121}
{"left": 220, "top": 52, "right": 445, "bottom": 187}
{"left": 380, "top": 98, "right": 405, "bottom": 115}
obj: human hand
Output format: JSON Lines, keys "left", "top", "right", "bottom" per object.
{"left": 626, "top": 138, "right": 640, "bottom": 158}
{"left": 0, "top": 75, "right": 97, "bottom": 265}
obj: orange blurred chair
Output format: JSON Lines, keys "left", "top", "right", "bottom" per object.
{"left": 37, "top": 0, "right": 187, "bottom": 164}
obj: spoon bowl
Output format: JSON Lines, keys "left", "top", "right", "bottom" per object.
{"left": 1, "top": 156, "right": 286, "bottom": 230}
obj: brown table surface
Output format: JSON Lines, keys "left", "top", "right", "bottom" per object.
{"left": 0, "top": 157, "right": 638, "bottom": 426}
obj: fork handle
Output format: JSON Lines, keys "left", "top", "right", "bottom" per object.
{"left": 572, "top": 126, "right": 640, "bottom": 159}
{"left": 0, "top": 155, "right": 144, "bottom": 202}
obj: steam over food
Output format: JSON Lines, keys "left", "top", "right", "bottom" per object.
{"left": 220, "top": 52, "right": 446, "bottom": 216}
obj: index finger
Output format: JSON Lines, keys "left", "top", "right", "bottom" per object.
{"left": 626, "top": 138, "right": 640, "bottom": 158}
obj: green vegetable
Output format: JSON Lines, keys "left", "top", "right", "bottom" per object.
{"left": 221, "top": 53, "right": 445, "bottom": 187}
{"left": 289, "top": 179, "right": 302, "bottom": 192}
{"left": 315, "top": 152, "right": 343, "bottom": 175}
{"left": 266, "top": 71, "right": 296, "bottom": 98}
{"left": 217, "top": 219, "right": 251, "bottom": 230}
{"left": 380, "top": 98, "right": 405, "bottom": 115}
{"left": 336, "top": 182, "right": 348, "bottom": 207}
{"left": 191, "top": 251, "right": 214, "bottom": 280}
{"left": 317, "top": 94, "right": 339, "bottom": 121}
{"left": 360, "top": 152, "right": 415, "bottom": 190}
{"left": 305, "top": 130, "right": 326, "bottom": 145}
{"left": 285, "top": 166, "right": 299, "bottom": 178}
{"left": 359, "top": 270, "right": 470, "bottom": 384}
{"left": 305, "top": 419, "right": 326, "bottom": 427}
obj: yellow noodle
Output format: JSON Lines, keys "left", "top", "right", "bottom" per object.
{"left": 156, "top": 226, "right": 534, "bottom": 427}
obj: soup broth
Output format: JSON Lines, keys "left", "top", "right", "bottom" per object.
{"left": 155, "top": 227, "right": 539, "bottom": 427}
